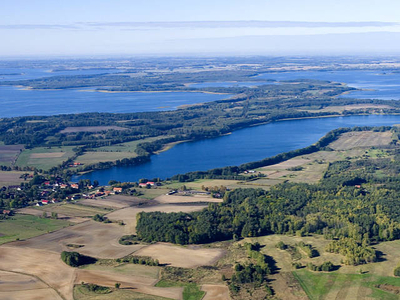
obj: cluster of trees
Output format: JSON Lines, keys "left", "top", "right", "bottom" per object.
{"left": 297, "top": 242, "right": 319, "bottom": 258}
{"left": 116, "top": 256, "right": 160, "bottom": 266}
{"left": 61, "top": 251, "right": 96, "bottom": 267}
{"left": 326, "top": 238, "right": 377, "bottom": 265}
{"left": 307, "top": 261, "right": 335, "bottom": 272}
{"left": 229, "top": 243, "right": 275, "bottom": 296}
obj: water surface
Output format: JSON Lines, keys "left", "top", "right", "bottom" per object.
{"left": 75, "top": 115, "right": 400, "bottom": 185}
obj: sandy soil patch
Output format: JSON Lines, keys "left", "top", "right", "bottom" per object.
{"left": 9, "top": 220, "right": 143, "bottom": 259}
{"left": 76, "top": 269, "right": 182, "bottom": 300}
{"left": 201, "top": 284, "right": 230, "bottom": 300}
{"left": 330, "top": 131, "right": 392, "bottom": 150}
{"left": 0, "top": 246, "right": 76, "bottom": 300}
{"left": 134, "top": 243, "right": 226, "bottom": 268}
{"left": 30, "top": 152, "right": 65, "bottom": 158}
{"left": 106, "top": 204, "right": 207, "bottom": 235}
{"left": 60, "top": 126, "right": 127, "bottom": 133}
{"left": 154, "top": 194, "right": 222, "bottom": 204}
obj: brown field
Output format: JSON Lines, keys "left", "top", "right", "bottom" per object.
{"left": 134, "top": 243, "right": 226, "bottom": 268}
{"left": 201, "top": 284, "right": 231, "bottom": 300}
{"left": 105, "top": 204, "right": 208, "bottom": 234}
{"left": 60, "top": 126, "right": 127, "bottom": 133}
{"left": 261, "top": 158, "right": 309, "bottom": 170}
{"left": 9, "top": 220, "right": 143, "bottom": 259}
{"left": 79, "top": 195, "right": 143, "bottom": 209}
{"left": 0, "top": 171, "right": 31, "bottom": 187}
{"left": 76, "top": 269, "right": 183, "bottom": 299}
{"left": 329, "top": 131, "right": 393, "bottom": 150}
{"left": 165, "top": 179, "right": 240, "bottom": 191}
{"left": 0, "top": 144, "right": 24, "bottom": 166}
{"left": 0, "top": 246, "right": 76, "bottom": 300}
{"left": 35, "top": 203, "right": 111, "bottom": 218}
{"left": 154, "top": 194, "right": 222, "bottom": 204}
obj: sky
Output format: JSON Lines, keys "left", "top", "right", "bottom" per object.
{"left": 1, "top": 0, "right": 400, "bottom": 57}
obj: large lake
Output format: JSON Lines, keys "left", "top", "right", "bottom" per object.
{"left": 75, "top": 115, "right": 400, "bottom": 185}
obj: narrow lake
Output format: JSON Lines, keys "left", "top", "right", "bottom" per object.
{"left": 75, "top": 115, "right": 400, "bottom": 185}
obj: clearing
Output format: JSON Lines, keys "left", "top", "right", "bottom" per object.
{"left": 201, "top": 284, "right": 230, "bottom": 300}
{"left": 60, "top": 126, "right": 128, "bottom": 133}
{"left": 154, "top": 194, "right": 222, "bottom": 204}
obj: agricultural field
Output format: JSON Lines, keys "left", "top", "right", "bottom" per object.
{"left": 0, "top": 170, "right": 31, "bottom": 186}
{"left": 134, "top": 243, "right": 226, "bottom": 268}
{"left": 74, "top": 136, "right": 173, "bottom": 165}
{"left": 74, "top": 286, "right": 174, "bottom": 300}
{"left": 154, "top": 194, "right": 222, "bottom": 204}
{"left": 0, "top": 214, "right": 71, "bottom": 244}
{"left": 16, "top": 146, "right": 76, "bottom": 170}
{"left": 79, "top": 194, "right": 143, "bottom": 209}
{"left": 34, "top": 202, "right": 112, "bottom": 218}
{"left": 0, "top": 143, "right": 24, "bottom": 166}
{"left": 329, "top": 131, "right": 393, "bottom": 150}
{"left": 9, "top": 219, "right": 143, "bottom": 258}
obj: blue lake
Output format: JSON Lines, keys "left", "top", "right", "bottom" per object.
{"left": 75, "top": 115, "right": 400, "bottom": 185}
{"left": 0, "top": 87, "right": 232, "bottom": 118}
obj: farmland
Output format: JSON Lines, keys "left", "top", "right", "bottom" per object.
{"left": 16, "top": 146, "right": 76, "bottom": 170}
{"left": 0, "top": 214, "right": 71, "bottom": 244}
{"left": 0, "top": 143, "right": 24, "bottom": 166}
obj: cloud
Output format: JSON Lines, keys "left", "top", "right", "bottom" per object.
{"left": 1, "top": 21, "right": 398, "bottom": 31}
{"left": 84, "top": 20, "right": 399, "bottom": 29}
{"left": 0, "top": 24, "right": 79, "bottom": 30}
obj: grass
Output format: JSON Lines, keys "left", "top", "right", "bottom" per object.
{"left": 0, "top": 214, "right": 70, "bottom": 244}
{"left": 294, "top": 269, "right": 400, "bottom": 300}
{"left": 155, "top": 280, "right": 205, "bottom": 300}
{"left": 16, "top": 146, "right": 75, "bottom": 170}
{"left": 73, "top": 285, "right": 172, "bottom": 300}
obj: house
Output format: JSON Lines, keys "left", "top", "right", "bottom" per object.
{"left": 113, "top": 187, "right": 123, "bottom": 193}
{"left": 2, "top": 210, "right": 11, "bottom": 215}
{"left": 36, "top": 202, "right": 43, "bottom": 206}
{"left": 41, "top": 200, "right": 49, "bottom": 205}
{"left": 139, "top": 183, "right": 148, "bottom": 188}
{"left": 146, "top": 181, "right": 155, "bottom": 186}
{"left": 71, "top": 183, "right": 79, "bottom": 189}
{"left": 60, "top": 184, "right": 68, "bottom": 189}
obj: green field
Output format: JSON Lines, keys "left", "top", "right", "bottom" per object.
{"left": 74, "top": 136, "right": 174, "bottom": 165}
{"left": 16, "top": 146, "right": 76, "bottom": 170}
{"left": 155, "top": 280, "right": 205, "bottom": 300}
{"left": 294, "top": 270, "right": 400, "bottom": 300}
{"left": 74, "top": 285, "right": 172, "bottom": 300}
{"left": 0, "top": 214, "right": 70, "bottom": 244}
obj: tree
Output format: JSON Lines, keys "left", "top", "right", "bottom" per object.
{"left": 115, "top": 282, "right": 121, "bottom": 289}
